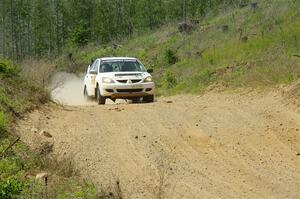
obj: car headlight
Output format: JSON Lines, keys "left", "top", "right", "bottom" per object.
{"left": 144, "top": 76, "right": 153, "bottom": 82}
{"left": 102, "top": 77, "right": 115, "bottom": 83}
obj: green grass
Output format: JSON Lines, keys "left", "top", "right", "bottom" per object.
{"left": 0, "top": 110, "right": 9, "bottom": 133}
{"left": 0, "top": 135, "right": 98, "bottom": 198}
{"left": 58, "top": 0, "right": 300, "bottom": 96}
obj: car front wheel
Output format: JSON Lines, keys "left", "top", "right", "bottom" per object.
{"left": 143, "top": 95, "right": 154, "bottom": 103}
{"left": 96, "top": 86, "right": 106, "bottom": 105}
{"left": 84, "top": 86, "right": 89, "bottom": 100}
{"left": 132, "top": 97, "right": 141, "bottom": 103}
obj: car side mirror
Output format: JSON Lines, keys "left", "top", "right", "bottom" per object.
{"left": 147, "top": 69, "right": 154, "bottom": 73}
{"left": 89, "top": 70, "right": 97, "bottom": 75}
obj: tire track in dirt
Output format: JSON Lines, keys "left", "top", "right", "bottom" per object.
{"left": 17, "top": 91, "right": 300, "bottom": 198}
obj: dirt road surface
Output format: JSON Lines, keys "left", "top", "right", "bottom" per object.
{"left": 17, "top": 88, "right": 300, "bottom": 198}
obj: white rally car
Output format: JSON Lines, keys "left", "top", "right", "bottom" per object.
{"left": 84, "top": 57, "right": 155, "bottom": 104}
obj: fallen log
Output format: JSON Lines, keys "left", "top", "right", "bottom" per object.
{"left": 0, "top": 137, "right": 20, "bottom": 158}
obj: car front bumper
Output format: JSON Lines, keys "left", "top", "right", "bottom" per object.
{"left": 100, "top": 82, "right": 155, "bottom": 99}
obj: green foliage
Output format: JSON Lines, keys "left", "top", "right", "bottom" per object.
{"left": 74, "top": 183, "right": 97, "bottom": 198}
{"left": 0, "top": 57, "right": 50, "bottom": 198}
{"left": 3, "top": 0, "right": 299, "bottom": 97}
{"left": 0, "top": 177, "right": 27, "bottom": 199}
{"left": 72, "top": 181, "right": 97, "bottom": 199}
{"left": 70, "top": 22, "right": 91, "bottom": 47}
{"left": 162, "top": 71, "right": 177, "bottom": 89}
{"left": 0, "top": 58, "right": 49, "bottom": 119}
{"left": 73, "top": 0, "right": 300, "bottom": 96}
{"left": 164, "top": 49, "right": 179, "bottom": 65}
{"left": 0, "top": 110, "right": 8, "bottom": 133}
{"left": 195, "top": 69, "right": 216, "bottom": 86}
{"left": 0, "top": 39, "right": 98, "bottom": 199}
{"left": 0, "top": 135, "right": 98, "bottom": 198}
{"left": 0, "top": 59, "right": 19, "bottom": 78}
{"left": 1, "top": 0, "right": 247, "bottom": 59}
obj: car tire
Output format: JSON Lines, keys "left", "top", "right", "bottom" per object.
{"left": 143, "top": 95, "right": 154, "bottom": 103}
{"left": 84, "top": 86, "right": 89, "bottom": 100}
{"left": 132, "top": 97, "right": 141, "bottom": 103}
{"left": 96, "top": 86, "right": 106, "bottom": 105}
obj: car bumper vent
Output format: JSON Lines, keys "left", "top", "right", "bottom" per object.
{"left": 117, "top": 89, "right": 143, "bottom": 93}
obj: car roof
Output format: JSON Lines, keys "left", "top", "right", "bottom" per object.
{"left": 100, "top": 57, "right": 137, "bottom": 61}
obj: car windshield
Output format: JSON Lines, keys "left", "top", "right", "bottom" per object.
{"left": 99, "top": 60, "right": 146, "bottom": 73}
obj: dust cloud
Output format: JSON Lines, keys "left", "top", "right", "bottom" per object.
{"left": 49, "top": 72, "right": 94, "bottom": 106}
{"left": 49, "top": 72, "right": 136, "bottom": 106}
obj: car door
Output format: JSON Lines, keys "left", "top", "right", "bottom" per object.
{"left": 85, "top": 60, "right": 98, "bottom": 96}
{"left": 89, "top": 60, "right": 100, "bottom": 96}
{"left": 84, "top": 64, "right": 91, "bottom": 91}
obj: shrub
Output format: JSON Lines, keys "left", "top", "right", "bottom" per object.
{"left": 20, "top": 59, "right": 55, "bottom": 87}
{"left": 70, "top": 22, "right": 91, "bottom": 47}
{"left": 0, "top": 177, "right": 27, "bottom": 199}
{"left": 162, "top": 71, "right": 177, "bottom": 89}
{"left": 0, "top": 59, "right": 20, "bottom": 78}
{"left": 164, "top": 49, "right": 178, "bottom": 65}
{"left": 196, "top": 69, "right": 216, "bottom": 86}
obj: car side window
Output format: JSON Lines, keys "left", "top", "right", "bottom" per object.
{"left": 89, "top": 60, "right": 98, "bottom": 74}
{"left": 94, "top": 60, "right": 100, "bottom": 72}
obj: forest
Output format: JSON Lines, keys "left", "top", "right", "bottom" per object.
{"left": 0, "top": 0, "right": 244, "bottom": 61}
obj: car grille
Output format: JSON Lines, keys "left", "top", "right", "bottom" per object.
{"left": 117, "top": 80, "right": 127, "bottom": 83}
{"left": 117, "top": 89, "right": 143, "bottom": 93}
{"left": 132, "top": 79, "right": 142, "bottom": 83}
{"left": 116, "top": 79, "right": 142, "bottom": 84}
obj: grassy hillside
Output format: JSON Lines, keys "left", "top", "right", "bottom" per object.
{"left": 58, "top": 0, "right": 300, "bottom": 95}
{"left": 0, "top": 58, "right": 48, "bottom": 133}
{"left": 0, "top": 58, "right": 97, "bottom": 198}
